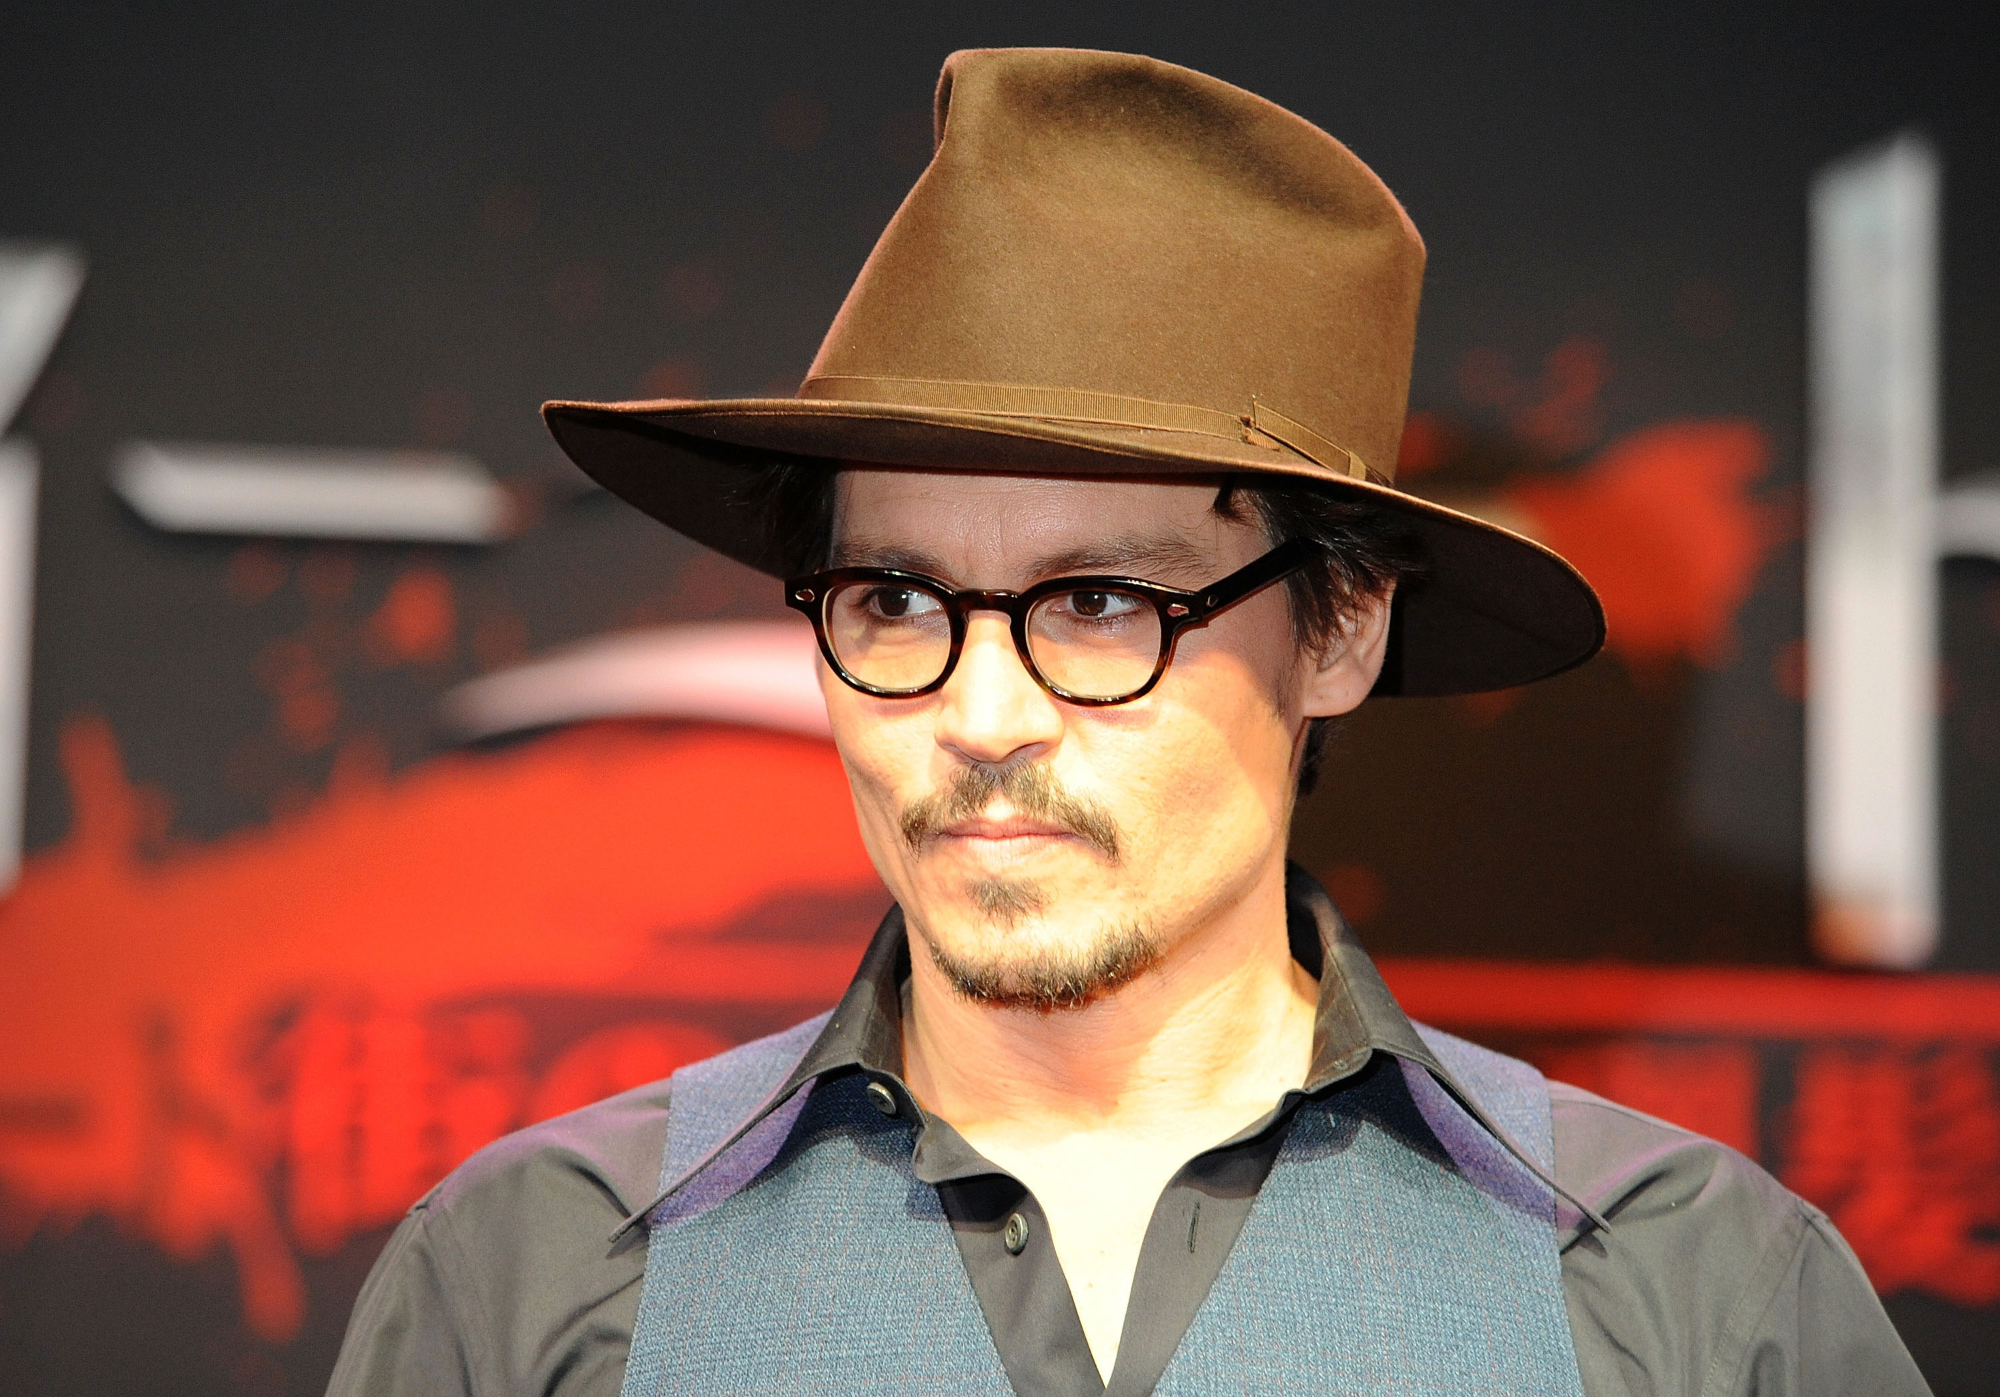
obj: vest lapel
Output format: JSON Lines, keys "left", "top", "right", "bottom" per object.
{"left": 1154, "top": 1027, "right": 1585, "bottom": 1396}
{"left": 620, "top": 1022, "right": 1012, "bottom": 1397}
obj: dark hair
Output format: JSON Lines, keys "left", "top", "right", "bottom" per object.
{"left": 1213, "top": 479, "right": 1423, "bottom": 793}
{"left": 754, "top": 462, "right": 1425, "bottom": 795}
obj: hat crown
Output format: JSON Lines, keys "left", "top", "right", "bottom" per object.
{"left": 806, "top": 48, "right": 1426, "bottom": 483}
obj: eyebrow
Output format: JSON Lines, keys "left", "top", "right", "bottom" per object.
{"left": 830, "top": 532, "right": 1214, "bottom": 585}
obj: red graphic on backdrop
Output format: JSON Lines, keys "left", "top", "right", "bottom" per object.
{"left": 1532, "top": 1039, "right": 1761, "bottom": 1157}
{"left": 1509, "top": 419, "right": 1784, "bottom": 669}
{"left": 0, "top": 716, "right": 882, "bottom": 1339}
{"left": 1783, "top": 1045, "right": 2000, "bottom": 1307}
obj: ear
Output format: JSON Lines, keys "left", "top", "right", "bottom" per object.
{"left": 1299, "top": 585, "right": 1395, "bottom": 719}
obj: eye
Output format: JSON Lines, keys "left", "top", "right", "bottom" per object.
{"left": 863, "top": 586, "right": 941, "bottom": 620}
{"left": 1058, "top": 589, "right": 1143, "bottom": 620}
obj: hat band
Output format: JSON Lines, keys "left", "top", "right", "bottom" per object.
{"left": 797, "top": 375, "right": 1382, "bottom": 485}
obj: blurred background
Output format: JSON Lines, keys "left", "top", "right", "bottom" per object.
{"left": 2, "top": 2, "right": 1996, "bottom": 1392}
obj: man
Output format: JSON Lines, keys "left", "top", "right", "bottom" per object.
{"left": 330, "top": 48, "right": 1927, "bottom": 1396}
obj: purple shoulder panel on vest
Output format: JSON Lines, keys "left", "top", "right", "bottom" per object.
{"left": 616, "top": 1011, "right": 829, "bottom": 1237}
{"left": 1404, "top": 1021, "right": 1561, "bottom": 1226}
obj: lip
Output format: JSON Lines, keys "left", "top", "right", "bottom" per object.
{"left": 937, "top": 816, "right": 1075, "bottom": 842}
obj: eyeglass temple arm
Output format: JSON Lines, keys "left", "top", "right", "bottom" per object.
{"left": 1198, "top": 538, "right": 1316, "bottom": 616}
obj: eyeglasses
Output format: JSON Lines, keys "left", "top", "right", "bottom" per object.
{"left": 785, "top": 539, "right": 1311, "bottom": 706}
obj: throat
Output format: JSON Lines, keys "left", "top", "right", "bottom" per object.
{"left": 945, "top": 1096, "right": 1293, "bottom": 1389}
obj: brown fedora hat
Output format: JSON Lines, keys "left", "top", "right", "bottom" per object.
{"left": 543, "top": 48, "right": 1603, "bottom": 696}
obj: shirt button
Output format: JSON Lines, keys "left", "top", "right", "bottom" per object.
{"left": 1003, "top": 1212, "right": 1030, "bottom": 1255}
{"left": 865, "top": 1080, "right": 899, "bottom": 1117}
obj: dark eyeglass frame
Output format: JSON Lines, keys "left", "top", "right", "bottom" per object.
{"left": 785, "top": 538, "right": 1313, "bottom": 706}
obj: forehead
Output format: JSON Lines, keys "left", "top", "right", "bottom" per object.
{"left": 829, "top": 469, "right": 1254, "bottom": 580}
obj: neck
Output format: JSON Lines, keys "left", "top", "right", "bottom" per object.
{"left": 900, "top": 861, "right": 1317, "bottom": 1141}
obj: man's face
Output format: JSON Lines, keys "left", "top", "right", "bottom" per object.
{"left": 820, "top": 469, "right": 1382, "bottom": 1011}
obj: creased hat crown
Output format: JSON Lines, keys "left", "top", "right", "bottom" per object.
{"left": 808, "top": 48, "right": 1426, "bottom": 484}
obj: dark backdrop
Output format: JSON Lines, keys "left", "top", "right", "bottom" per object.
{"left": 2, "top": 2, "right": 1996, "bottom": 1393}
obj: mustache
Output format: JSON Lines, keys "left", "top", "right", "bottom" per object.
{"left": 898, "top": 761, "right": 1121, "bottom": 863}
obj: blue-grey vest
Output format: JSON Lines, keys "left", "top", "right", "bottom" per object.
{"left": 619, "top": 1015, "right": 1586, "bottom": 1395}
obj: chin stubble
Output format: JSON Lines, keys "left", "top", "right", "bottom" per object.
{"left": 969, "top": 877, "right": 1047, "bottom": 927}
{"left": 920, "top": 916, "right": 1165, "bottom": 1014}
{"left": 902, "top": 759, "right": 1150, "bottom": 1011}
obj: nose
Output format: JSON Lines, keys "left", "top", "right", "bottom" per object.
{"left": 935, "top": 611, "right": 1064, "bottom": 765}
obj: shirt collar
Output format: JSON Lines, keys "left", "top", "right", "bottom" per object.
{"left": 620, "top": 861, "right": 1605, "bottom": 1236}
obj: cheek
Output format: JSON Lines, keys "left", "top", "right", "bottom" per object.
{"left": 1228, "top": 593, "right": 1313, "bottom": 722}
{"left": 820, "top": 679, "right": 931, "bottom": 862}
{"left": 1169, "top": 623, "right": 1305, "bottom": 765}
{"left": 1088, "top": 660, "right": 1299, "bottom": 858}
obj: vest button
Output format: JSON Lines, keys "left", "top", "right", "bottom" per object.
{"left": 865, "top": 1080, "right": 899, "bottom": 1117}
{"left": 1003, "top": 1212, "right": 1030, "bottom": 1255}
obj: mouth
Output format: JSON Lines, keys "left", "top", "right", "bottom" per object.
{"left": 900, "top": 763, "right": 1122, "bottom": 864}
{"left": 929, "top": 806, "right": 1086, "bottom": 864}
{"left": 936, "top": 815, "right": 1077, "bottom": 846}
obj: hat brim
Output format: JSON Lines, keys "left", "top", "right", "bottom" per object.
{"left": 542, "top": 395, "right": 1605, "bottom": 698}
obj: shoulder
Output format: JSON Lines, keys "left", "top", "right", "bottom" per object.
{"left": 334, "top": 1015, "right": 836, "bottom": 1396}
{"left": 1546, "top": 1078, "right": 1800, "bottom": 1251}
{"left": 330, "top": 1077, "right": 676, "bottom": 1397}
{"left": 424, "top": 1006, "right": 829, "bottom": 1233}
{"left": 429, "top": 1072, "right": 675, "bottom": 1230}
{"left": 1547, "top": 1080, "right": 1928, "bottom": 1397}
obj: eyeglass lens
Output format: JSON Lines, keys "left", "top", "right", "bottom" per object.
{"left": 823, "top": 580, "right": 1165, "bottom": 699}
